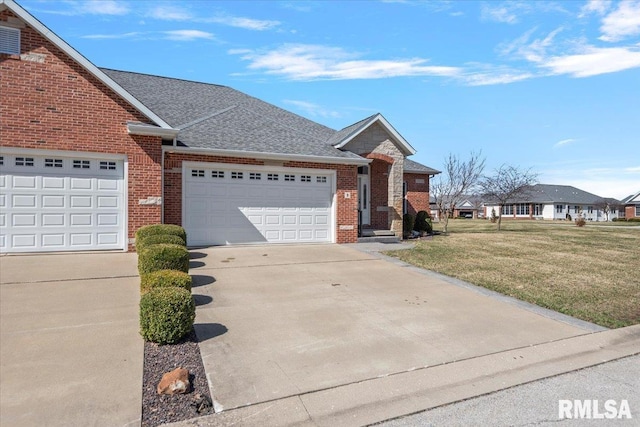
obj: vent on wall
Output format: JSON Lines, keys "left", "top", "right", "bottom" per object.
{"left": 0, "top": 25, "right": 21, "bottom": 55}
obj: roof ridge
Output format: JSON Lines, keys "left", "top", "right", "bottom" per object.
{"left": 100, "top": 67, "right": 228, "bottom": 89}
{"left": 176, "top": 106, "right": 237, "bottom": 130}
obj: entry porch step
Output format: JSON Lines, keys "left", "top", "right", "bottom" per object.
{"left": 358, "top": 229, "right": 400, "bottom": 243}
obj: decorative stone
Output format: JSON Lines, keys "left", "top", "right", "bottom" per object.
{"left": 157, "top": 367, "right": 190, "bottom": 395}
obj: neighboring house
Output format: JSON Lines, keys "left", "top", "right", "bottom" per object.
{"left": 429, "top": 195, "right": 484, "bottom": 220}
{"left": 0, "top": 0, "right": 438, "bottom": 253}
{"left": 482, "top": 184, "right": 621, "bottom": 222}
{"left": 621, "top": 191, "right": 640, "bottom": 219}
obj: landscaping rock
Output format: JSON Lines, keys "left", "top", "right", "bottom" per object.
{"left": 157, "top": 367, "right": 190, "bottom": 395}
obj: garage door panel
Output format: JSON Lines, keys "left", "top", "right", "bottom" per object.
{"left": 43, "top": 176, "right": 65, "bottom": 189}
{"left": 42, "top": 214, "right": 65, "bottom": 226}
{"left": 70, "top": 177, "right": 92, "bottom": 190}
{"left": 42, "top": 195, "right": 65, "bottom": 208}
{"left": 0, "top": 154, "right": 125, "bottom": 253}
{"left": 0, "top": 213, "right": 5, "bottom": 227}
{"left": 12, "top": 214, "right": 37, "bottom": 227}
{"left": 13, "top": 195, "right": 37, "bottom": 208}
{"left": 97, "top": 196, "right": 118, "bottom": 208}
{"left": 97, "top": 178, "right": 118, "bottom": 191}
{"left": 70, "top": 196, "right": 92, "bottom": 208}
{"left": 13, "top": 234, "right": 37, "bottom": 248}
{"left": 42, "top": 234, "right": 65, "bottom": 247}
{"left": 184, "top": 164, "right": 333, "bottom": 245}
{"left": 13, "top": 176, "right": 36, "bottom": 188}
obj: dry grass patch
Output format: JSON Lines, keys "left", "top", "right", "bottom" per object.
{"left": 387, "top": 220, "right": 640, "bottom": 328}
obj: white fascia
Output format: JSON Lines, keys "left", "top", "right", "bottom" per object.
{"left": 163, "top": 146, "right": 371, "bottom": 166}
{"left": 333, "top": 113, "right": 417, "bottom": 156}
{"left": 127, "top": 122, "right": 179, "bottom": 139}
{"left": 1, "top": 0, "right": 173, "bottom": 130}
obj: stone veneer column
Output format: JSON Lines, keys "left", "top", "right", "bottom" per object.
{"left": 388, "top": 157, "right": 404, "bottom": 236}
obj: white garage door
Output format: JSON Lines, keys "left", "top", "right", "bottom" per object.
{"left": 0, "top": 152, "right": 125, "bottom": 253}
{"left": 184, "top": 163, "right": 334, "bottom": 245}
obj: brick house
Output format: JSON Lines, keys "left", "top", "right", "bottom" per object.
{"left": 0, "top": 0, "right": 438, "bottom": 253}
{"left": 621, "top": 191, "right": 640, "bottom": 219}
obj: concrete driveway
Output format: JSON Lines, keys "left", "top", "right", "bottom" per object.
{"left": 0, "top": 252, "right": 142, "bottom": 427}
{"left": 183, "top": 244, "right": 639, "bottom": 426}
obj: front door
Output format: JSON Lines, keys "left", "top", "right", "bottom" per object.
{"left": 357, "top": 169, "right": 370, "bottom": 225}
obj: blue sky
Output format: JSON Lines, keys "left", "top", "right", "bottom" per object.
{"left": 20, "top": 0, "right": 640, "bottom": 199}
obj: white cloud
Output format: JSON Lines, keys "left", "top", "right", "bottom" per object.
{"left": 481, "top": 4, "right": 520, "bottom": 24}
{"left": 28, "top": 0, "right": 129, "bottom": 16}
{"left": 147, "top": 6, "right": 279, "bottom": 31}
{"left": 542, "top": 45, "right": 640, "bottom": 77}
{"left": 500, "top": 27, "right": 564, "bottom": 63}
{"left": 231, "top": 44, "right": 461, "bottom": 80}
{"left": 283, "top": 100, "right": 342, "bottom": 118}
{"left": 553, "top": 138, "right": 576, "bottom": 148}
{"left": 599, "top": 0, "right": 640, "bottom": 42}
{"left": 579, "top": 0, "right": 612, "bottom": 17}
{"left": 148, "top": 5, "right": 193, "bottom": 21}
{"left": 82, "top": 32, "right": 142, "bottom": 39}
{"left": 461, "top": 68, "right": 534, "bottom": 85}
{"left": 163, "top": 30, "right": 216, "bottom": 41}
{"left": 206, "top": 15, "right": 280, "bottom": 31}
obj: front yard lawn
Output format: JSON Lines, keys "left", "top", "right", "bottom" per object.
{"left": 386, "top": 220, "right": 640, "bottom": 329}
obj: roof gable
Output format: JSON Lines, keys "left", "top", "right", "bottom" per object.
{"left": 1, "top": 0, "right": 173, "bottom": 131}
{"left": 331, "top": 113, "right": 417, "bottom": 156}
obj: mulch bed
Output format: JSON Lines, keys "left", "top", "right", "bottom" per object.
{"left": 142, "top": 329, "right": 214, "bottom": 427}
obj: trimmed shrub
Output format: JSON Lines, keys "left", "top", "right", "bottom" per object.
{"left": 628, "top": 217, "right": 640, "bottom": 223}
{"left": 140, "top": 287, "right": 195, "bottom": 344}
{"left": 414, "top": 210, "right": 432, "bottom": 234}
{"left": 136, "top": 234, "right": 186, "bottom": 252}
{"left": 135, "top": 224, "right": 187, "bottom": 244}
{"left": 138, "top": 244, "right": 189, "bottom": 275}
{"left": 140, "top": 269, "right": 192, "bottom": 295}
{"left": 403, "top": 213, "right": 415, "bottom": 238}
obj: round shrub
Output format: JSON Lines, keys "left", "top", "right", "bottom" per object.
{"left": 138, "top": 244, "right": 189, "bottom": 275}
{"left": 135, "top": 224, "right": 187, "bottom": 243}
{"left": 414, "top": 210, "right": 432, "bottom": 234}
{"left": 136, "top": 234, "right": 186, "bottom": 252}
{"left": 140, "top": 287, "right": 195, "bottom": 344}
{"left": 140, "top": 269, "right": 192, "bottom": 294}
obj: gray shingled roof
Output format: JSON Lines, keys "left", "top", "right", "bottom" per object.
{"left": 102, "top": 68, "right": 357, "bottom": 158}
{"left": 102, "top": 68, "right": 439, "bottom": 169}
{"left": 499, "top": 184, "right": 605, "bottom": 204}
{"left": 404, "top": 158, "right": 441, "bottom": 175}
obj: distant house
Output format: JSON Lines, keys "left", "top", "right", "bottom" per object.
{"left": 621, "top": 191, "right": 640, "bottom": 219}
{"left": 482, "top": 184, "right": 621, "bottom": 222}
{"left": 429, "top": 195, "right": 483, "bottom": 220}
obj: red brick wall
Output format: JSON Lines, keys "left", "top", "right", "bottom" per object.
{"left": 0, "top": 11, "right": 163, "bottom": 250}
{"left": 404, "top": 173, "right": 430, "bottom": 216}
{"left": 163, "top": 153, "right": 359, "bottom": 243}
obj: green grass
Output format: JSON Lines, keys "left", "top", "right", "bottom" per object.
{"left": 386, "top": 219, "right": 640, "bottom": 328}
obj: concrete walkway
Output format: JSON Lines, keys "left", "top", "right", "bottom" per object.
{"left": 0, "top": 252, "right": 143, "bottom": 427}
{"left": 165, "top": 244, "right": 640, "bottom": 426}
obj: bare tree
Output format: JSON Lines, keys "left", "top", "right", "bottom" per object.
{"left": 431, "top": 151, "right": 485, "bottom": 233}
{"left": 594, "top": 198, "right": 619, "bottom": 222}
{"left": 480, "top": 165, "right": 538, "bottom": 231}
